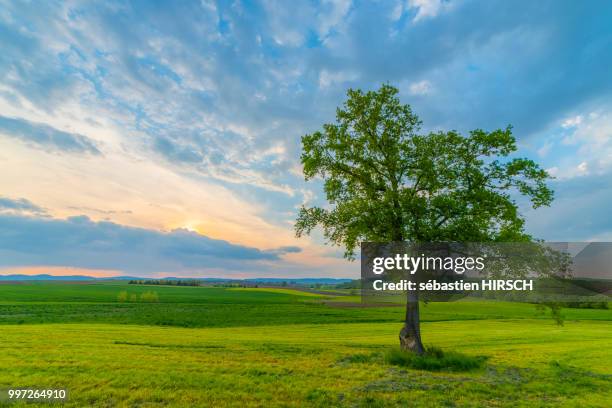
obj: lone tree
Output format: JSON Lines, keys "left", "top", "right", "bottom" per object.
{"left": 295, "top": 84, "right": 553, "bottom": 354}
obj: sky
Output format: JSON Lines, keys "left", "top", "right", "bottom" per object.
{"left": 1, "top": 0, "right": 611, "bottom": 278}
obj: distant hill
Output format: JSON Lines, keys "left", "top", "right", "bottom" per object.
{"left": 0, "top": 274, "right": 97, "bottom": 281}
{"left": 0, "top": 274, "right": 353, "bottom": 285}
{"left": 245, "top": 278, "right": 353, "bottom": 285}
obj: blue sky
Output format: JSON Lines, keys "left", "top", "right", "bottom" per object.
{"left": 0, "top": 0, "right": 611, "bottom": 278}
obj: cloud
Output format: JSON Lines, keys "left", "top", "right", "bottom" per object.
{"left": 0, "top": 116, "right": 100, "bottom": 155}
{"left": 408, "top": 0, "right": 452, "bottom": 22}
{"left": 1, "top": 0, "right": 612, "bottom": 264}
{"left": 4, "top": 1, "right": 610, "bottom": 185}
{"left": 269, "top": 245, "right": 302, "bottom": 255}
{"left": 0, "top": 196, "right": 47, "bottom": 216}
{"left": 318, "top": 69, "right": 359, "bottom": 89}
{"left": 562, "top": 115, "right": 583, "bottom": 129}
{"left": 0, "top": 213, "right": 301, "bottom": 274}
{"left": 525, "top": 169, "right": 612, "bottom": 241}
{"left": 535, "top": 109, "right": 612, "bottom": 180}
{"left": 408, "top": 80, "right": 432, "bottom": 95}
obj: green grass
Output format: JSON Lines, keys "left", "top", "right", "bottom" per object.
{"left": 0, "top": 281, "right": 326, "bottom": 303}
{"left": 0, "top": 282, "right": 611, "bottom": 406}
{"left": 1, "top": 283, "right": 610, "bottom": 328}
{"left": 1, "top": 321, "right": 611, "bottom": 407}
{"left": 385, "top": 346, "right": 487, "bottom": 371}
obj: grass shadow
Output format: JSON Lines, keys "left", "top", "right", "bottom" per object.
{"left": 385, "top": 346, "right": 487, "bottom": 372}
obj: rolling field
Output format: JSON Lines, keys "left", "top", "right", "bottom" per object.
{"left": 0, "top": 282, "right": 611, "bottom": 407}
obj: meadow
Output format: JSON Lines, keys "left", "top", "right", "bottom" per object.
{"left": 0, "top": 282, "right": 611, "bottom": 407}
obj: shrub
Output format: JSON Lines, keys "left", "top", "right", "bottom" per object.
{"left": 117, "top": 291, "right": 128, "bottom": 302}
{"left": 385, "top": 346, "right": 487, "bottom": 372}
{"left": 563, "top": 301, "right": 608, "bottom": 310}
{"left": 140, "top": 291, "right": 159, "bottom": 303}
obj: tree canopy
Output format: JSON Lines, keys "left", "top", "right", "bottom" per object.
{"left": 296, "top": 84, "right": 553, "bottom": 258}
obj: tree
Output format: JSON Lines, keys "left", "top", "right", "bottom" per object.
{"left": 295, "top": 84, "right": 553, "bottom": 354}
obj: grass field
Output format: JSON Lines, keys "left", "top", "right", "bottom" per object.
{"left": 0, "top": 282, "right": 611, "bottom": 407}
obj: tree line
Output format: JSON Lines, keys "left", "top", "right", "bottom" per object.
{"left": 128, "top": 279, "right": 200, "bottom": 286}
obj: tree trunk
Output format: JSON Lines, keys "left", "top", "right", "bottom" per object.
{"left": 399, "top": 289, "right": 424, "bottom": 354}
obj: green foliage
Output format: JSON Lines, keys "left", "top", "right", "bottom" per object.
{"left": 139, "top": 291, "right": 159, "bottom": 302}
{"left": 536, "top": 302, "right": 570, "bottom": 326}
{"left": 117, "top": 290, "right": 128, "bottom": 302}
{"left": 296, "top": 84, "right": 553, "bottom": 258}
{"left": 385, "top": 346, "right": 487, "bottom": 371}
{"left": 563, "top": 301, "right": 609, "bottom": 310}
{"left": 129, "top": 279, "right": 200, "bottom": 286}
{"left": 117, "top": 289, "right": 156, "bottom": 304}
{"left": 336, "top": 279, "right": 360, "bottom": 289}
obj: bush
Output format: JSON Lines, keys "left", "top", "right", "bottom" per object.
{"left": 562, "top": 301, "right": 608, "bottom": 310}
{"left": 128, "top": 279, "right": 200, "bottom": 286}
{"left": 140, "top": 291, "right": 159, "bottom": 303}
{"left": 117, "top": 291, "right": 128, "bottom": 302}
{"left": 385, "top": 346, "right": 487, "bottom": 372}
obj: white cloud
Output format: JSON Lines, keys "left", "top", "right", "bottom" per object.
{"left": 546, "top": 110, "right": 612, "bottom": 179}
{"left": 408, "top": 0, "right": 450, "bottom": 22}
{"left": 2, "top": 0, "right": 612, "bottom": 273}
{"left": 562, "top": 115, "right": 583, "bottom": 128}
{"left": 317, "top": 0, "right": 352, "bottom": 38}
{"left": 390, "top": 1, "right": 404, "bottom": 21}
{"left": 408, "top": 79, "right": 432, "bottom": 95}
{"left": 318, "top": 69, "right": 358, "bottom": 88}
{"left": 537, "top": 141, "right": 553, "bottom": 157}
{"left": 546, "top": 166, "right": 559, "bottom": 177}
